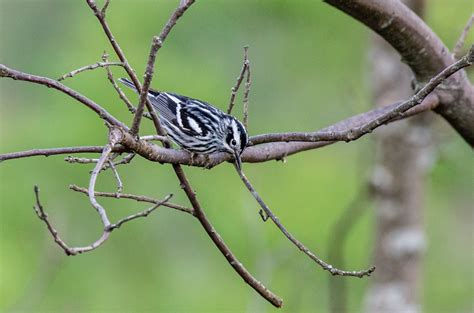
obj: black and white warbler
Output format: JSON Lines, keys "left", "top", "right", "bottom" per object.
{"left": 119, "top": 78, "right": 248, "bottom": 169}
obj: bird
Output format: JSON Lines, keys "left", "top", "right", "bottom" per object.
{"left": 118, "top": 78, "right": 248, "bottom": 170}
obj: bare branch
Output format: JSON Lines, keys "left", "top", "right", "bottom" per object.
{"left": 70, "top": 184, "right": 192, "bottom": 215}
{"left": 0, "top": 64, "right": 127, "bottom": 129}
{"left": 171, "top": 164, "right": 284, "bottom": 307}
{"left": 0, "top": 91, "right": 438, "bottom": 166}
{"left": 130, "top": 36, "right": 162, "bottom": 136}
{"left": 234, "top": 164, "right": 375, "bottom": 278}
{"left": 453, "top": 14, "right": 474, "bottom": 59}
{"left": 324, "top": 0, "right": 474, "bottom": 145}
{"left": 243, "top": 51, "right": 252, "bottom": 128}
{"left": 227, "top": 46, "right": 250, "bottom": 114}
{"left": 87, "top": 128, "right": 123, "bottom": 228}
{"left": 250, "top": 51, "right": 473, "bottom": 145}
{"left": 157, "top": 0, "right": 196, "bottom": 43}
{"left": 108, "top": 194, "right": 173, "bottom": 230}
{"left": 69, "top": 184, "right": 193, "bottom": 215}
{"left": 64, "top": 156, "right": 99, "bottom": 164}
{"left": 57, "top": 61, "right": 123, "bottom": 81}
{"left": 33, "top": 186, "right": 75, "bottom": 256}
{"left": 34, "top": 184, "right": 175, "bottom": 256}
{"left": 140, "top": 135, "right": 170, "bottom": 143}
{"left": 101, "top": 52, "right": 152, "bottom": 119}
{"left": 86, "top": 0, "right": 282, "bottom": 303}
{"left": 101, "top": 0, "right": 110, "bottom": 16}
{"left": 108, "top": 160, "right": 123, "bottom": 194}
{"left": 0, "top": 146, "right": 125, "bottom": 162}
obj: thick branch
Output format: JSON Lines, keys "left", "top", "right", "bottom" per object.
{"left": 0, "top": 92, "right": 438, "bottom": 166}
{"left": 324, "top": 0, "right": 474, "bottom": 145}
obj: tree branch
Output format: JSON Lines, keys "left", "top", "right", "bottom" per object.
{"left": 324, "top": 0, "right": 474, "bottom": 146}
{"left": 234, "top": 164, "right": 375, "bottom": 278}
{"left": 227, "top": 46, "right": 250, "bottom": 115}
{"left": 69, "top": 184, "right": 193, "bottom": 215}
{"left": 129, "top": 36, "right": 162, "bottom": 136}
{"left": 0, "top": 64, "right": 127, "bottom": 129}
{"left": 85, "top": 0, "right": 282, "bottom": 307}
{"left": 58, "top": 61, "right": 123, "bottom": 81}
{"left": 453, "top": 14, "right": 474, "bottom": 59}
{"left": 0, "top": 146, "right": 125, "bottom": 162}
{"left": 250, "top": 50, "right": 472, "bottom": 144}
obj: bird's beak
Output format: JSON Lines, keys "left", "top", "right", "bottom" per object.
{"left": 233, "top": 151, "right": 242, "bottom": 171}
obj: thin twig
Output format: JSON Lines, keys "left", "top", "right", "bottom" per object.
{"left": 171, "top": 164, "right": 284, "bottom": 307}
{"left": 243, "top": 50, "right": 252, "bottom": 128}
{"left": 0, "top": 146, "right": 125, "bottom": 162}
{"left": 227, "top": 46, "right": 250, "bottom": 114}
{"left": 57, "top": 61, "right": 123, "bottom": 81}
{"left": 109, "top": 194, "right": 173, "bottom": 230}
{"left": 234, "top": 164, "right": 375, "bottom": 278}
{"left": 101, "top": 52, "right": 152, "bottom": 118}
{"left": 0, "top": 64, "right": 127, "bottom": 129}
{"left": 33, "top": 186, "right": 75, "bottom": 255}
{"left": 100, "top": 153, "right": 136, "bottom": 171}
{"left": 64, "top": 156, "right": 99, "bottom": 164}
{"left": 108, "top": 160, "right": 123, "bottom": 194}
{"left": 101, "top": 0, "right": 110, "bottom": 16}
{"left": 33, "top": 184, "right": 174, "bottom": 255}
{"left": 130, "top": 36, "right": 162, "bottom": 136}
{"left": 453, "top": 14, "right": 474, "bottom": 59}
{"left": 69, "top": 184, "right": 193, "bottom": 215}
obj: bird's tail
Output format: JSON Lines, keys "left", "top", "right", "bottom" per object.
{"left": 118, "top": 78, "right": 138, "bottom": 92}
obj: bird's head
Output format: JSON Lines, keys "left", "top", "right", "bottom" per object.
{"left": 222, "top": 117, "right": 248, "bottom": 170}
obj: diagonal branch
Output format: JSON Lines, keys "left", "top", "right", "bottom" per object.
{"left": 250, "top": 50, "right": 473, "bottom": 145}
{"left": 453, "top": 14, "right": 474, "bottom": 59}
{"left": 234, "top": 164, "right": 375, "bottom": 278}
{"left": 171, "top": 164, "right": 284, "bottom": 307}
{"left": 108, "top": 194, "right": 173, "bottom": 230}
{"left": 324, "top": 0, "right": 474, "bottom": 146}
{"left": 0, "top": 64, "right": 127, "bottom": 129}
{"left": 129, "top": 36, "right": 162, "bottom": 136}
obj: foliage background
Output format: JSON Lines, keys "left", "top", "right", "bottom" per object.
{"left": 0, "top": 0, "right": 472, "bottom": 312}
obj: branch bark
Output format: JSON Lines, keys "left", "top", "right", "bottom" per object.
{"left": 324, "top": 0, "right": 474, "bottom": 146}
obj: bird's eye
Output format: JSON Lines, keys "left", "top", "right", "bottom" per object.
{"left": 230, "top": 139, "right": 237, "bottom": 146}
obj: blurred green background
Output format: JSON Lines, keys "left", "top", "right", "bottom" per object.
{"left": 1, "top": 0, "right": 472, "bottom": 312}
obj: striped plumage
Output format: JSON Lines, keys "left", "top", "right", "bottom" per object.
{"left": 119, "top": 78, "right": 248, "bottom": 169}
